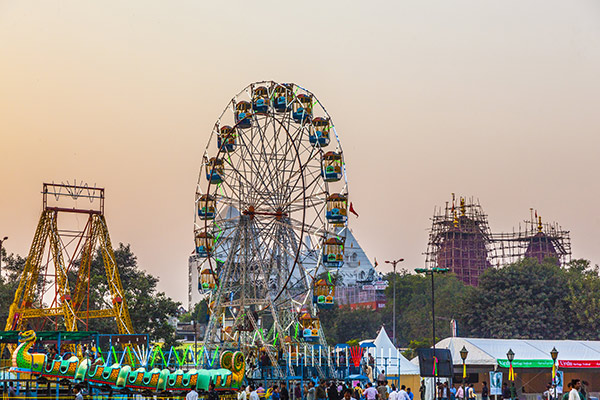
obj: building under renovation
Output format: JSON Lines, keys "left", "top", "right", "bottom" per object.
{"left": 425, "top": 194, "right": 571, "bottom": 286}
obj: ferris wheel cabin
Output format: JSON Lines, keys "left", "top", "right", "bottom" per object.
{"left": 322, "top": 237, "right": 344, "bottom": 268}
{"left": 199, "top": 268, "right": 218, "bottom": 291}
{"left": 195, "top": 231, "right": 214, "bottom": 257}
{"left": 310, "top": 117, "right": 331, "bottom": 146}
{"left": 197, "top": 194, "right": 216, "bottom": 220}
{"left": 292, "top": 93, "right": 313, "bottom": 123}
{"left": 272, "top": 84, "right": 292, "bottom": 112}
{"left": 252, "top": 86, "right": 269, "bottom": 115}
{"left": 300, "top": 313, "right": 320, "bottom": 342}
{"left": 313, "top": 279, "right": 335, "bottom": 309}
{"left": 205, "top": 157, "right": 224, "bottom": 184}
{"left": 326, "top": 193, "right": 348, "bottom": 224}
{"left": 321, "top": 151, "right": 343, "bottom": 182}
{"left": 235, "top": 101, "right": 252, "bottom": 129}
{"left": 217, "top": 125, "right": 236, "bottom": 152}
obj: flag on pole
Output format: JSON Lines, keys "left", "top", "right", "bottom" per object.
{"left": 349, "top": 202, "right": 359, "bottom": 218}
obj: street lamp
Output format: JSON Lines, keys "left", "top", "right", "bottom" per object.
{"left": 385, "top": 258, "right": 404, "bottom": 346}
{"left": 0, "top": 236, "right": 8, "bottom": 277}
{"left": 551, "top": 347, "right": 558, "bottom": 400}
{"left": 460, "top": 346, "right": 468, "bottom": 398}
{"left": 507, "top": 349, "right": 515, "bottom": 400}
{"left": 415, "top": 267, "right": 449, "bottom": 400}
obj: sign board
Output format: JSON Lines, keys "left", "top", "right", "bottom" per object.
{"left": 489, "top": 372, "right": 502, "bottom": 395}
{"left": 497, "top": 359, "right": 554, "bottom": 368}
{"left": 554, "top": 371, "right": 564, "bottom": 394}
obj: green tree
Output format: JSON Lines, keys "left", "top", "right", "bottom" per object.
{"left": 85, "top": 244, "right": 181, "bottom": 345}
{"left": 460, "top": 257, "right": 570, "bottom": 339}
{"left": 380, "top": 270, "right": 472, "bottom": 347}
{"left": 179, "top": 299, "right": 208, "bottom": 323}
{"left": 320, "top": 306, "right": 382, "bottom": 344}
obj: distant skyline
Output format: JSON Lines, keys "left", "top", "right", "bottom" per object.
{"left": 1, "top": 0, "right": 599, "bottom": 305}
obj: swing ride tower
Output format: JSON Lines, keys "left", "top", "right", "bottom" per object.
{"left": 4, "top": 183, "right": 133, "bottom": 334}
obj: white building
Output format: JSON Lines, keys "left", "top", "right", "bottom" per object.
{"left": 188, "top": 223, "right": 378, "bottom": 310}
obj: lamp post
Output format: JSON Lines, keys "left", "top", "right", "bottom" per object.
{"left": 415, "top": 267, "right": 449, "bottom": 400}
{"left": 385, "top": 258, "right": 404, "bottom": 346}
{"left": 507, "top": 349, "right": 515, "bottom": 400}
{"left": 460, "top": 346, "right": 468, "bottom": 397}
{"left": 550, "top": 347, "right": 558, "bottom": 400}
{"left": 0, "top": 236, "right": 7, "bottom": 277}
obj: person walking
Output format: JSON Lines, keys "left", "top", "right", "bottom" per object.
{"left": 407, "top": 388, "right": 414, "bottom": 400}
{"left": 389, "top": 385, "right": 398, "bottom": 400}
{"left": 397, "top": 385, "right": 410, "bottom": 400}
{"left": 208, "top": 383, "right": 220, "bottom": 400}
{"left": 316, "top": 380, "right": 327, "bottom": 400}
{"left": 250, "top": 385, "right": 260, "bottom": 400}
{"left": 329, "top": 381, "right": 340, "bottom": 400}
{"left": 280, "top": 384, "right": 289, "bottom": 400}
{"left": 307, "top": 381, "right": 317, "bottom": 400}
{"left": 238, "top": 385, "right": 247, "bottom": 400}
{"left": 502, "top": 383, "right": 510, "bottom": 400}
{"left": 569, "top": 380, "right": 581, "bottom": 400}
{"left": 455, "top": 384, "right": 464, "bottom": 400}
{"left": 364, "top": 382, "right": 379, "bottom": 400}
{"left": 481, "top": 382, "right": 489, "bottom": 400}
{"left": 467, "top": 384, "right": 476, "bottom": 400}
{"left": 187, "top": 387, "right": 200, "bottom": 400}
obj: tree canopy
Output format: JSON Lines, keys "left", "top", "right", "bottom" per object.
{"left": 0, "top": 244, "right": 181, "bottom": 346}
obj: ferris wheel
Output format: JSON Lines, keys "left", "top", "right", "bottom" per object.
{"left": 194, "top": 81, "right": 348, "bottom": 357}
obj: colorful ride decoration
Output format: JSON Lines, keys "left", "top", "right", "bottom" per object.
{"left": 199, "top": 268, "right": 218, "bottom": 292}
{"left": 197, "top": 194, "right": 217, "bottom": 220}
{"left": 205, "top": 157, "right": 225, "bottom": 184}
{"left": 252, "top": 86, "right": 269, "bottom": 115}
{"left": 195, "top": 231, "right": 214, "bottom": 257}
{"left": 299, "top": 313, "right": 320, "bottom": 342}
{"left": 349, "top": 346, "right": 363, "bottom": 367}
{"left": 292, "top": 93, "right": 313, "bottom": 123}
{"left": 271, "top": 84, "right": 292, "bottom": 112}
{"left": 322, "top": 237, "right": 344, "bottom": 268}
{"left": 326, "top": 193, "right": 348, "bottom": 225}
{"left": 235, "top": 101, "right": 252, "bottom": 129}
{"left": 310, "top": 117, "right": 330, "bottom": 147}
{"left": 217, "top": 126, "right": 237, "bottom": 153}
{"left": 321, "top": 151, "right": 343, "bottom": 182}
{"left": 11, "top": 331, "right": 244, "bottom": 393}
{"left": 313, "top": 279, "right": 335, "bottom": 309}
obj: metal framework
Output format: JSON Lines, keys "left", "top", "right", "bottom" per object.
{"left": 425, "top": 194, "right": 571, "bottom": 286}
{"left": 425, "top": 195, "right": 495, "bottom": 286}
{"left": 4, "top": 183, "right": 133, "bottom": 334}
{"left": 194, "top": 81, "right": 348, "bottom": 376}
{"left": 492, "top": 209, "right": 571, "bottom": 267}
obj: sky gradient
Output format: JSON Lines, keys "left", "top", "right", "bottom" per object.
{"left": 1, "top": 0, "right": 599, "bottom": 305}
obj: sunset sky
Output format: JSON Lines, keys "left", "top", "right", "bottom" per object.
{"left": 1, "top": 0, "right": 599, "bottom": 305}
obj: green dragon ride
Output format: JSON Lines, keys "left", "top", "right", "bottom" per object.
{"left": 11, "top": 330, "right": 245, "bottom": 393}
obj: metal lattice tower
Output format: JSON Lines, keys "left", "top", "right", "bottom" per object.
{"left": 5, "top": 183, "right": 133, "bottom": 334}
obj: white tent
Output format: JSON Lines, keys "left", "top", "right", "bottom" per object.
{"left": 430, "top": 337, "right": 600, "bottom": 367}
{"left": 365, "top": 326, "right": 420, "bottom": 375}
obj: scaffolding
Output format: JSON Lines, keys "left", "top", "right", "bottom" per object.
{"left": 492, "top": 209, "right": 571, "bottom": 267}
{"left": 425, "top": 194, "right": 572, "bottom": 287}
{"left": 425, "top": 194, "right": 495, "bottom": 286}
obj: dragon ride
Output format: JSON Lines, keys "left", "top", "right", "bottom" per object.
{"left": 11, "top": 330, "right": 245, "bottom": 393}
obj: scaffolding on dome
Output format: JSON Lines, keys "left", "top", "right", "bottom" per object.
{"left": 424, "top": 194, "right": 495, "bottom": 286}
{"left": 425, "top": 194, "right": 572, "bottom": 287}
{"left": 492, "top": 209, "right": 571, "bottom": 267}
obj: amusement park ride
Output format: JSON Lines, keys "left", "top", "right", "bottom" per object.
{"left": 194, "top": 81, "right": 348, "bottom": 375}
{"left": 5, "top": 81, "right": 352, "bottom": 396}
{"left": 4, "top": 183, "right": 132, "bottom": 335}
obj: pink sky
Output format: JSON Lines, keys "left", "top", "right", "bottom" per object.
{"left": 1, "top": 0, "right": 599, "bottom": 304}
